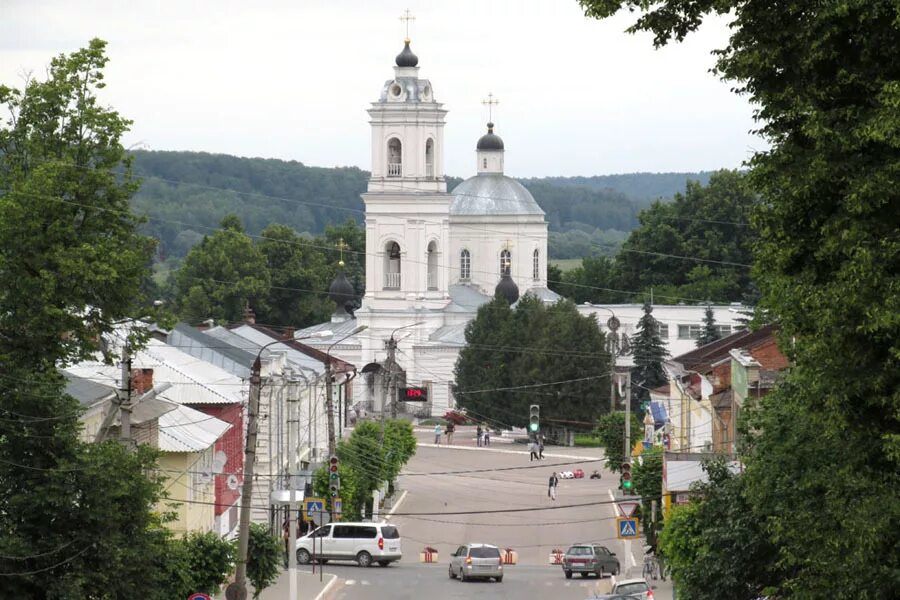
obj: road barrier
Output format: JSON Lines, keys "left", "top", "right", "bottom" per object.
{"left": 420, "top": 546, "right": 439, "bottom": 563}
{"left": 549, "top": 548, "right": 565, "bottom": 565}
{"left": 502, "top": 548, "right": 518, "bottom": 565}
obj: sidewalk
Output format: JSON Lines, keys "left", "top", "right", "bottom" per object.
{"left": 219, "top": 569, "right": 337, "bottom": 600}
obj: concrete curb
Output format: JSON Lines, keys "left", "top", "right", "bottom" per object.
{"left": 415, "top": 442, "right": 602, "bottom": 461}
{"left": 313, "top": 573, "right": 337, "bottom": 600}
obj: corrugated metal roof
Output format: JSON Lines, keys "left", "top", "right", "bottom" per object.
{"left": 426, "top": 323, "right": 468, "bottom": 346}
{"left": 168, "top": 323, "right": 256, "bottom": 377}
{"left": 157, "top": 403, "right": 231, "bottom": 453}
{"left": 63, "top": 372, "right": 116, "bottom": 407}
{"left": 450, "top": 174, "right": 544, "bottom": 216}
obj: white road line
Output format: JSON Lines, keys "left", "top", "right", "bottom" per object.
{"left": 385, "top": 489, "right": 408, "bottom": 519}
{"left": 345, "top": 580, "right": 356, "bottom": 585}
{"left": 313, "top": 573, "right": 338, "bottom": 600}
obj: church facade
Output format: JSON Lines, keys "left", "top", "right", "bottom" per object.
{"left": 295, "top": 38, "right": 559, "bottom": 418}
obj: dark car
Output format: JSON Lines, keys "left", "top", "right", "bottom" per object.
{"left": 562, "top": 543, "right": 620, "bottom": 578}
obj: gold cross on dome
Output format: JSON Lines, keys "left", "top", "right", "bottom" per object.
{"left": 337, "top": 237, "right": 348, "bottom": 267}
{"left": 400, "top": 9, "right": 415, "bottom": 41}
{"left": 482, "top": 92, "right": 499, "bottom": 122}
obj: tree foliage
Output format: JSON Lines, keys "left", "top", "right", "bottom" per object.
{"left": 630, "top": 303, "right": 669, "bottom": 412}
{"left": 580, "top": 0, "right": 900, "bottom": 596}
{"left": 696, "top": 304, "right": 720, "bottom": 347}
{"left": 176, "top": 530, "right": 235, "bottom": 595}
{"left": 632, "top": 445, "right": 663, "bottom": 546}
{"left": 247, "top": 522, "right": 281, "bottom": 599}
{"left": 454, "top": 296, "right": 610, "bottom": 431}
{"left": 658, "top": 461, "right": 778, "bottom": 600}
{"left": 595, "top": 411, "right": 642, "bottom": 472}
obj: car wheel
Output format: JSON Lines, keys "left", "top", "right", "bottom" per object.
{"left": 460, "top": 569, "right": 468, "bottom": 582}
{"left": 495, "top": 576, "right": 503, "bottom": 583}
{"left": 377, "top": 560, "right": 390, "bottom": 567}
{"left": 448, "top": 565, "right": 455, "bottom": 579}
{"left": 296, "top": 549, "right": 311, "bottom": 565}
{"left": 564, "top": 570, "right": 573, "bottom": 579}
{"left": 598, "top": 566, "right": 605, "bottom": 578}
{"left": 580, "top": 572, "right": 589, "bottom": 578}
{"left": 356, "top": 551, "right": 372, "bottom": 568}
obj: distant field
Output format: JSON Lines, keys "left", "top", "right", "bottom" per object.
{"left": 551, "top": 258, "right": 583, "bottom": 272}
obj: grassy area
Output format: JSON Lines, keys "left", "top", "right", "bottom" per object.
{"left": 417, "top": 418, "right": 447, "bottom": 426}
{"left": 550, "top": 258, "right": 583, "bottom": 272}
{"left": 573, "top": 434, "right": 603, "bottom": 448}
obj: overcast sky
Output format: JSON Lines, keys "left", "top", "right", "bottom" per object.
{"left": 1, "top": 0, "right": 764, "bottom": 178}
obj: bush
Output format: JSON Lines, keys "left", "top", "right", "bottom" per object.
{"left": 573, "top": 434, "right": 603, "bottom": 447}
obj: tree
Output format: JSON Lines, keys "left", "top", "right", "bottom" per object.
{"left": 454, "top": 296, "right": 610, "bottom": 432}
{"left": 629, "top": 303, "right": 669, "bottom": 413}
{"left": 177, "top": 530, "right": 235, "bottom": 594}
{"left": 594, "top": 412, "right": 641, "bottom": 472}
{"left": 247, "top": 523, "right": 281, "bottom": 599}
{"left": 631, "top": 446, "right": 663, "bottom": 546}
{"left": 579, "top": 1, "right": 900, "bottom": 595}
{"left": 175, "top": 214, "right": 271, "bottom": 324}
{"left": 696, "top": 304, "right": 721, "bottom": 347}
{"left": 255, "top": 223, "right": 331, "bottom": 328}
{"left": 658, "top": 461, "right": 778, "bottom": 600}
{"left": 0, "top": 40, "right": 182, "bottom": 598}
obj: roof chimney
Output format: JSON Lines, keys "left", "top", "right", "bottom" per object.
{"left": 130, "top": 368, "right": 154, "bottom": 396}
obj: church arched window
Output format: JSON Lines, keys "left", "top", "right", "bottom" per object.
{"left": 427, "top": 241, "right": 438, "bottom": 289}
{"left": 425, "top": 138, "right": 434, "bottom": 178}
{"left": 384, "top": 241, "right": 401, "bottom": 289}
{"left": 387, "top": 138, "right": 402, "bottom": 177}
{"left": 460, "top": 249, "right": 470, "bottom": 281}
{"left": 500, "top": 249, "right": 511, "bottom": 276}
{"left": 533, "top": 249, "right": 540, "bottom": 280}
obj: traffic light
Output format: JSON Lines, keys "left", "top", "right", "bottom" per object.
{"left": 621, "top": 462, "right": 633, "bottom": 494}
{"left": 528, "top": 404, "right": 540, "bottom": 433}
{"left": 328, "top": 455, "right": 340, "bottom": 497}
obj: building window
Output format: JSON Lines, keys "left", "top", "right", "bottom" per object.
{"left": 384, "top": 241, "right": 401, "bottom": 289}
{"left": 532, "top": 249, "right": 540, "bottom": 280}
{"left": 387, "top": 138, "right": 402, "bottom": 177}
{"left": 678, "top": 324, "right": 702, "bottom": 339}
{"left": 715, "top": 325, "right": 732, "bottom": 337}
{"left": 656, "top": 323, "right": 669, "bottom": 339}
{"left": 500, "top": 249, "right": 511, "bottom": 276}
{"left": 460, "top": 249, "right": 470, "bottom": 281}
{"left": 425, "top": 138, "right": 434, "bottom": 178}
{"left": 483, "top": 158, "right": 487, "bottom": 169}
{"left": 426, "top": 241, "right": 438, "bottom": 290}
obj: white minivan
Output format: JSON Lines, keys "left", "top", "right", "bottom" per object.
{"left": 295, "top": 522, "right": 402, "bottom": 567}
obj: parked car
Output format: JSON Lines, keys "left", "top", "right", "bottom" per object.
{"left": 590, "top": 578, "right": 655, "bottom": 599}
{"left": 573, "top": 468, "right": 585, "bottom": 478}
{"left": 559, "top": 470, "right": 575, "bottom": 479}
{"left": 295, "top": 522, "right": 401, "bottom": 567}
{"left": 448, "top": 543, "right": 503, "bottom": 582}
{"left": 562, "top": 543, "right": 620, "bottom": 579}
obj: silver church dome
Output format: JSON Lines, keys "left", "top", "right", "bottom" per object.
{"left": 449, "top": 173, "right": 544, "bottom": 216}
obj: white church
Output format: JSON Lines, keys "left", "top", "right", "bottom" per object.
{"left": 295, "top": 37, "right": 560, "bottom": 417}
{"left": 295, "top": 37, "right": 748, "bottom": 419}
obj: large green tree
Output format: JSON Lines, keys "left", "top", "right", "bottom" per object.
{"left": 629, "top": 303, "right": 669, "bottom": 413}
{"left": 0, "top": 39, "right": 183, "bottom": 597}
{"left": 454, "top": 295, "right": 610, "bottom": 431}
{"left": 579, "top": 0, "right": 900, "bottom": 596}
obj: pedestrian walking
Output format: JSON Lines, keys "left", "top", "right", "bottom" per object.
{"left": 446, "top": 421, "right": 455, "bottom": 445}
{"left": 434, "top": 423, "right": 442, "bottom": 444}
{"left": 483, "top": 427, "right": 491, "bottom": 446}
{"left": 548, "top": 472, "right": 559, "bottom": 501}
{"left": 529, "top": 440, "right": 539, "bottom": 461}
{"left": 476, "top": 424, "right": 483, "bottom": 447}
{"left": 538, "top": 433, "right": 545, "bottom": 459}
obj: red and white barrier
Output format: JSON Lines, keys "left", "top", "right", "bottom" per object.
{"left": 501, "top": 548, "right": 518, "bottom": 565}
{"left": 419, "top": 546, "right": 439, "bottom": 563}
{"left": 549, "top": 548, "right": 565, "bottom": 565}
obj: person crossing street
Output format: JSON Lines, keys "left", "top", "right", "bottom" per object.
{"left": 548, "top": 472, "right": 559, "bottom": 500}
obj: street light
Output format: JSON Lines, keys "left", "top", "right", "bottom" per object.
{"left": 588, "top": 305, "right": 624, "bottom": 413}
{"left": 385, "top": 322, "right": 424, "bottom": 418}
{"left": 229, "top": 329, "right": 332, "bottom": 600}
{"left": 325, "top": 325, "right": 367, "bottom": 456}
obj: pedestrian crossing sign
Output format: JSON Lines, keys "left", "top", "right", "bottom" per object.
{"left": 303, "top": 497, "right": 325, "bottom": 522}
{"left": 617, "top": 517, "right": 640, "bottom": 539}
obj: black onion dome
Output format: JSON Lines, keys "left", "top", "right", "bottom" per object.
{"left": 329, "top": 269, "right": 356, "bottom": 315}
{"left": 476, "top": 122, "right": 505, "bottom": 151}
{"left": 395, "top": 40, "right": 419, "bottom": 67}
{"left": 495, "top": 273, "right": 519, "bottom": 304}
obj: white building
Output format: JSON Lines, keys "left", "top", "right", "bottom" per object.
{"left": 298, "top": 38, "right": 750, "bottom": 418}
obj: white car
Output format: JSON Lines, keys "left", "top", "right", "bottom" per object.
{"left": 295, "top": 522, "right": 402, "bottom": 567}
{"left": 559, "top": 471, "right": 575, "bottom": 479}
{"left": 591, "top": 578, "right": 655, "bottom": 599}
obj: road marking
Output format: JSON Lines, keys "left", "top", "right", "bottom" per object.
{"left": 345, "top": 580, "right": 356, "bottom": 585}
{"left": 385, "top": 489, "right": 408, "bottom": 519}
{"left": 313, "top": 573, "right": 338, "bottom": 600}
{"left": 361, "top": 580, "right": 370, "bottom": 585}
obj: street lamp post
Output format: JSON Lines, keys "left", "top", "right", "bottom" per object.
{"left": 589, "top": 305, "right": 623, "bottom": 413}
{"left": 228, "top": 330, "right": 332, "bottom": 600}
{"left": 384, "top": 322, "right": 424, "bottom": 420}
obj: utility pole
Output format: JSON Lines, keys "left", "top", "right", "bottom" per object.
{"left": 624, "top": 370, "right": 632, "bottom": 463}
{"left": 228, "top": 356, "right": 262, "bottom": 600}
{"left": 118, "top": 342, "right": 133, "bottom": 449}
{"left": 607, "top": 316, "right": 620, "bottom": 413}
{"left": 325, "top": 358, "right": 337, "bottom": 457}
{"left": 386, "top": 337, "right": 398, "bottom": 419}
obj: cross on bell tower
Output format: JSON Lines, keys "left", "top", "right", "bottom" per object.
{"left": 482, "top": 92, "right": 499, "bottom": 123}
{"left": 400, "top": 9, "right": 415, "bottom": 41}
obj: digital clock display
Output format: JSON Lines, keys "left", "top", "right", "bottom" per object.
{"left": 399, "top": 386, "right": 428, "bottom": 402}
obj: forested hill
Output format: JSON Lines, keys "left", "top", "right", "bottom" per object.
{"left": 129, "top": 150, "right": 711, "bottom": 259}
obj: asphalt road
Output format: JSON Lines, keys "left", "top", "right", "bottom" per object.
{"left": 318, "top": 429, "right": 653, "bottom": 599}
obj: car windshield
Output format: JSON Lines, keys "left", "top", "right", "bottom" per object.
{"left": 617, "top": 582, "right": 650, "bottom": 593}
{"left": 567, "top": 546, "right": 593, "bottom": 555}
{"left": 381, "top": 526, "right": 400, "bottom": 539}
{"left": 469, "top": 547, "right": 500, "bottom": 558}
